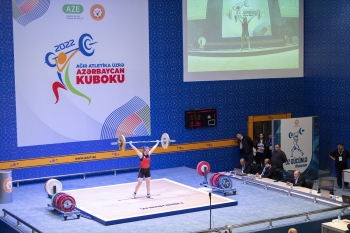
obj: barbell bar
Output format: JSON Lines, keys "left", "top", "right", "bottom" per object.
{"left": 111, "top": 133, "right": 176, "bottom": 151}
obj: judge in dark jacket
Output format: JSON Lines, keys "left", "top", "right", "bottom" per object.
{"left": 255, "top": 161, "right": 275, "bottom": 179}
{"left": 256, "top": 158, "right": 270, "bottom": 175}
{"left": 237, "top": 158, "right": 251, "bottom": 174}
{"left": 236, "top": 133, "right": 255, "bottom": 164}
{"left": 286, "top": 170, "right": 306, "bottom": 187}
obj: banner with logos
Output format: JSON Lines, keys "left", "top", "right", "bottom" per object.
{"left": 272, "top": 117, "right": 319, "bottom": 180}
{"left": 13, "top": 0, "right": 150, "bottom": 146}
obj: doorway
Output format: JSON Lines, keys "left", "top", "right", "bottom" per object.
{"left": 248, "top": 113, "right": 292, "bottom": 140}
{"left": 252, "top": 121, "right": 272, "bottom": 141}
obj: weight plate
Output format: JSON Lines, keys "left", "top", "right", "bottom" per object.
{"left": 161, "top": 133, "right": 170, "bottom": 149}
{"left": 196, "top": 161, "right": 210, "bottom": 176}
{"left": 214, "top": 174, "right": 223, "bottom": 188}
{"left": 55, "top": 193, "right": 68, "bottom": 209}
{"left": 45, "top": 179, "right": 62, "bottom": 195}
{"left": 118, "top": 135, "right": 126, "bottom": 151}
{"left": 51, "top": 192, "right": 61, "bottom": 207}
{"left": 212, "top": 173, "right": 221, "bottom": 188}
{"left": 212, "top": 174, "right": 219, "bottom": 187}
{"left": 219, "top": 176, "right": 232, "bottom": 189}
{"left": 209, "top": 173, "right": 216, "bottom": 186}
{"left": 44, "top": 179, "right": 52, "bottom": 192}
{"left": 59, "top": 195, "right": 76, "bottom": 212}
{"left": 214, "top": 174, "right": 222, "bottom": 188}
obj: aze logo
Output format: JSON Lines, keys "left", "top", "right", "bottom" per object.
{"left": 62, "top": 4, "right": 84, "bottom": 14}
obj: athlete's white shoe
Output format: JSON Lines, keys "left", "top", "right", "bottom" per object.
{"left": 131, "top": 193, "right": 136, "bottom": 199}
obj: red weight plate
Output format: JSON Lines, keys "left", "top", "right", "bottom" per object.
{"left": 53, "top": 193, "right": 64, "bottom": 208}
{"left": 212, "top": 174, "right": 218, "bottom": 187}
{"left": 53, "top": 193, "right": 63, "bottom": 208}
{"left": 196, "top": 161, "right": 211, "bottom": 176}
{"left": 59, "top": 195, "right": 76, "bottom": 212}
{"left": 56, "top": 193, "right": 68, "bottom": 211}
{"left": 209, "top": 173, "right": 216, "bottom": 186}
{"left": 214, "top": 174, "right": 223, "bottom": 188}
{"left": 213, "top": 173, "right": 220, "bottom": 187}
{"left": 212, "top": 173, "right": 221, "bottom": 187}
{"left": 55, "top": 193, "right": 68, "bottom": 210}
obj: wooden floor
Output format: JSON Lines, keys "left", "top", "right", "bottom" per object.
{"left": 64, "top": 178, "right": 237, "bottom": 225}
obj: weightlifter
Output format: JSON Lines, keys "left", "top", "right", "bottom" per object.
{"left": 129, "top": 140, "right": 160, "bottom": 199}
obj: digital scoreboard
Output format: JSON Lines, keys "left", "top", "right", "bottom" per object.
{"left": 185, "top": 109, "right": 216, "bottom": 128}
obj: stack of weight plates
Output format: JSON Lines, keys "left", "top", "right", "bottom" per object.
{"left": 51, "top": 192, "right": 76, "bottom": 212}
{"left": 209, "top": 173, "right": 232, "bottom": 189}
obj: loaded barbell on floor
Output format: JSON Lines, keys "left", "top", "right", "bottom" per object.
{"left": 111, "top": 133, "right": 176, "bottom": 151}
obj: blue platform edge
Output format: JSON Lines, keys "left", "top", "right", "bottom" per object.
{"left": 77, "top": 199, "right": 238, "bottom": 226}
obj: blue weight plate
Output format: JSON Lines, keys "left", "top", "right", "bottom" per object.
{"left": 219, "top": 176, "right": 232, "bottom": 189}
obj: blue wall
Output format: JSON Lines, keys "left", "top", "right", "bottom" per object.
{"left": 304, "top": 1, "right": 350, "bottom": 176}
{"left": 1, "top": 0, "right": 304, "bottom": 180}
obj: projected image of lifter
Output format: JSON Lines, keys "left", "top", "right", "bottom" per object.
{"left": 237, "top": 15, "right": 256, "bottom": 51}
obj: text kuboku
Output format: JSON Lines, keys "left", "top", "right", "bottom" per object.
{"left": 76, "top": 68, "right": 124, "bottom": 84}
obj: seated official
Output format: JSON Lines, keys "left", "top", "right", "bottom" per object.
{"left": 286, "top": 170, "right": 306, "bottom": 187}
{"left": 256, "top": 158, "right": 270, "bottom": 175}
{"left": 237, "top": 158, "right": 251, "bottom": 174}
{"left": 255, "top": 161, "right": 275, "bottom": 179}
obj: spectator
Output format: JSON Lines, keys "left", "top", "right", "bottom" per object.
{"left": 237, "top": 158, "right": 251, "bottom": 174}
{"left": 329, "top": 142, "right": 350, "bottom": 188}
{"left": 271, "top": 143, "right": 287, "bottom": 170}
{"left": 236, "top": 133, "right": 255, "bottom": 164}
{"left": 255, "top": 133, "right": 267, "bottom": 167}
{"left": 271, "top": 144, "right": 287, "bottom": 181}
{"left": 286, "top": 170, "right": 306, "bottom": 187}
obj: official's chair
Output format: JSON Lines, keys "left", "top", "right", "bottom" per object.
{"left": 250, "top": 163, "right": 259, "bottom": 174}
{"left": 305, "top": 179, "right": 314, "bottom": 189}
{"left": 286, "top": 170, "right": 296, "bottom": 182}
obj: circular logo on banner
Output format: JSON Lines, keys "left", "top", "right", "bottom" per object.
{"left": 90, "top": 4, "right": 105, "bottom": 21}
{"left": 3, "top": 177, "right": 12, "bottom": 193}
{"left": 295, "top": 119, "right": 299, "bottom": 126}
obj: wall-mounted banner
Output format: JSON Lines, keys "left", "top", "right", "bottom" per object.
{"left": 13, "top": 0, "right": 150, "bottom": 146}
{"left": 273, "top": 116, "right": 319, "bottom": 180}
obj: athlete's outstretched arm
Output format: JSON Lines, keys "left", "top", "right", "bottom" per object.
{"left": 149, "top": 140, "right": 160, "bottom": 156}
{"left": 248, "top": 15, "right": 255, "bottom": 23}
{"left": 129, "top": 142, "right": 143, "bottom": 158}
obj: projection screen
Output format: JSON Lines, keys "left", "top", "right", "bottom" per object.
{"left": 183, "top": 0, "right": 304, "bottom": 81}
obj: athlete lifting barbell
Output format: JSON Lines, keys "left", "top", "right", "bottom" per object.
{"left": 111, "top": 133, "right": 176, "bottom": 199}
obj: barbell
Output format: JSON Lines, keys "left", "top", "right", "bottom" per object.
{"left": 243, "top": 9, "right": 262, "bottom": 20}
{"left": 224, "top": 9, "right": 262, "bottom": 21}
{"left": 111, "top": 133, "right": 176, "bottom": 151}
